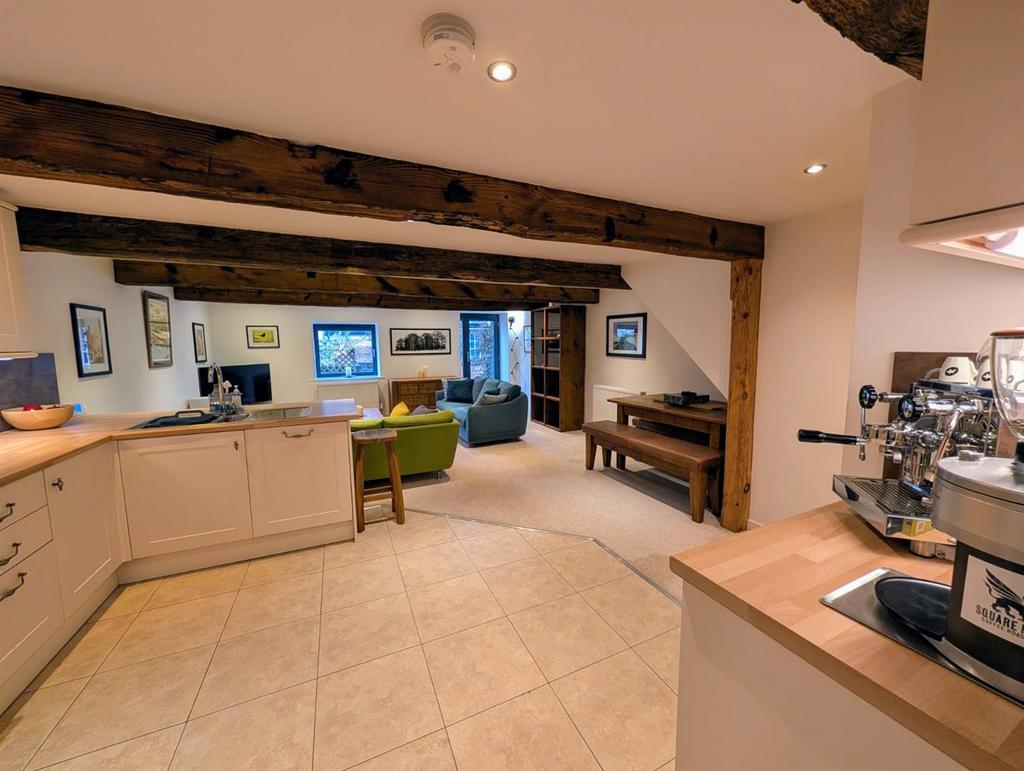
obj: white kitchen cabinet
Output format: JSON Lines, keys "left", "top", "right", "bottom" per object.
{"left": 119, "top": 432, "right": 252, "bottom": 558}
{"left": 0, "top": 201, "right": 33, "bottom": 355}
{"left": 0, "top": 543, "right": 64, "bottom": 685}
{"left": 44, "top": 444, "right": 119, "bottom": 616}
{"left": 0, "top": 472, "right": 46, "bottom": 531}
{"left": 245, "top": 421, "right": 354, "bottom": 537}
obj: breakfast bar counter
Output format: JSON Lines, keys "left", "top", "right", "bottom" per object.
{"left": 670, "top": 502, "right": 1024, "bottom": 771}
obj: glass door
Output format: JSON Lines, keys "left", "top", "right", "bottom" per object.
{"left": 461, "top": 313, "right": 500, "bottom": 379}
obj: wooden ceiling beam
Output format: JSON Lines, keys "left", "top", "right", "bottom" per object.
{"left": 112, "top": 261, "right": 599, "bottom": 304}
{"left": 17, "top": 208, "right": 628, "bottom": 290}
{"left": 172, "top": 286, "right": 547, "bottom": 312}
{"left": 0, "top": 86, "right": 763, "bottom": 260}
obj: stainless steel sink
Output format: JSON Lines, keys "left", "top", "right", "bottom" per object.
{"left": 246, "top": 407, "right": 313, "bottom": 421}
{"left": 129, "top": 405, "right": 312, "bottom": 430}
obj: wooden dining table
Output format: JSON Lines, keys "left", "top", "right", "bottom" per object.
{"left": 607, "top": 393, "right": 727, "bottom": 470}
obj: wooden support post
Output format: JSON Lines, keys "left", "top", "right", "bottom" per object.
{"left": 722, "top": 258, "right": 762, "bottom": 532}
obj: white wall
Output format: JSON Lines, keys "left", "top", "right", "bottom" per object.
{"left": 585, "top": 288, "right": 722, "bottom": 422}
{"left": 22, "top": 252, "right": 213, "bottom": 414}
{"left": 750, "top": 202, "right": 862, "bottom": 525}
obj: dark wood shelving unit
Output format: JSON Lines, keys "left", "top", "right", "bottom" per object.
{"left": 529, "top": 305, "right": 585, "bottom": 431}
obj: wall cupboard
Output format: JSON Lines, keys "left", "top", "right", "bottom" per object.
{"left": 0, "top": 201, "right": 32, "bottom": 355}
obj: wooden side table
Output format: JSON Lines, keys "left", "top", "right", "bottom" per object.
{"left": 352, "top": 428, "right": 405, "bottom": 532}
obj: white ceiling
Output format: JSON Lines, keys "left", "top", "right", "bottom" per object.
{"left": 0, "top": 0, "right": 905, "bottom": 258}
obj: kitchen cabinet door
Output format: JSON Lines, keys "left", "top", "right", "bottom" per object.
{"left": 0, "top": 544, "right": 64, "bottom": 685}
{"left": 0, "top": 202, "right": 32, "bottom": 354}
{"left": 245, "top": 421, "right": 354, "bottom": 537}
{"left": 44, "top": 444, "right": 119, "bottom": 616}
{"left": 119, "top": 432, "right": 252, "bottom": 558}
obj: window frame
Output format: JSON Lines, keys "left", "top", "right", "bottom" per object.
{"left": 312, "top": 322, "right": 381, "bottom": 380}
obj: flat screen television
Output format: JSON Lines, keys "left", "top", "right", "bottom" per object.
{"left": 198, "top": 363, "right": 272, "bottom": 405}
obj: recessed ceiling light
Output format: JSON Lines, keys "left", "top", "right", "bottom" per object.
{"left": 803, "top": 162, "right": 828, "bottom": 175}
{"left": 487, "top": 61, "right": 517, "bottom": 82}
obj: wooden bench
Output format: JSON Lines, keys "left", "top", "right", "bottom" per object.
{"left": 582, "top": 420, "right": 723, "bottom": 523}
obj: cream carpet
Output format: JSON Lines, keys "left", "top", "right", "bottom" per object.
{"left": 402, "top": 423, "right": 732, "bottom": 598}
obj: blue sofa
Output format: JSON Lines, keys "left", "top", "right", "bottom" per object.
{"left": 435, "top": 377, "right": 529, "bottom": 445}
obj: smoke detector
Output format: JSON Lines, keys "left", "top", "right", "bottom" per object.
{"left": 421, "top": 13, "right": 475, "bottom": 75}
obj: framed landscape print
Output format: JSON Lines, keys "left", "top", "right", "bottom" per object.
{"left": 141, "top": 291, "right": 173, "bottom": 368}
{"left": 606, "top": 312, "right": 647, "bottom": 358}
{"left": 389, "top": 328, "right": 452, "bottom": 355}
{"left": 246, "top": 325, "right": 280, "bottom": 349}
{"left": 192, "top": 322, "right": 208, "bottom": 363}
{"left": 69, "top": 303, "right": 113, "bottom": 378}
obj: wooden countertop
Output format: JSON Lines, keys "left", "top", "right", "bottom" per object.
{"left": 671, "top": 502, "right": 1024, "bottom": 771}
{"left": 0, "top": 399, "right": 362, "bottom": 487}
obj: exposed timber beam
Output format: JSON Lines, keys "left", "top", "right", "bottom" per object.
{"left": 0, "top": 87, "right": 764, "bottom": 260}
{"left": 17, "top": 209, "right": 628, "bottom": 290}
{"left": 172, "top": 286, "right": 547, "bottom": 312}
{"left": 112, "top": 261, "right": 599, "bottom": 304}
{"left": 795, "top": 0, "right": 927, "bottom": 79}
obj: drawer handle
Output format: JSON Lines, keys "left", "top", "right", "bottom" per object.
{"left": 0, "top": 503, "right": 13, "bottom": 524}
{"left": 51, "top": 478, "right": 64, "bottom": 492}
{"left": 282, "top": 429, "right": 314, "bottom": 439}
{"left": 0, "top": 542, "right": 21, "bottom": 567}
{"left": 0, "top": 572, "right": 26, "bottom": 603}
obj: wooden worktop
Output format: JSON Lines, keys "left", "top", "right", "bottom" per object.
{"left": 0, "top": 399, "right": 362, "bottom": 487}
{"left": 671, "top": 502, "right": 1023, "bottom": 771}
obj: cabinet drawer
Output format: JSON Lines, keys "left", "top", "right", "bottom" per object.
{"left": 0, "top": 543, "right": 63, "bottom": 685}
{"left": 0, "top": 473, "right": 46, "bottom": 532}
{"left": 0, "top": 505, "right": 52, "bottom": 577}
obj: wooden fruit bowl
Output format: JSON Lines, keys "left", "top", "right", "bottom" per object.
{"left": 1, "top": 404, "right": 75, "bottom": 430}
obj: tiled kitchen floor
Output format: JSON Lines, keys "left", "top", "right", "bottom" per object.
{"left": 1, "top": 512, "right": 680, "bottom": 771}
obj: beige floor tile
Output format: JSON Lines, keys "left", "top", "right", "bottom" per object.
{"left": 397, "top": 539, "right": 475, "bottom": 589}
{"left": 313, "top": 647, "right": 442, "bottom": 770}
{"left": 581, "top": 574, "right": 680, "bottom": 645}
{"left": 552, "top": 650, "right": 677, "bottom": 771}
{"left": 319, "top": 594, "right": 419, "bottom": 676}
{"left": 101, "top": 594, "right": 233, "bottom": 671}
{"left": 350, "top": 730, "right": 455, "bottom": 770}
{"left": 172, "top": 682, "right": 315, "bottom": 770}
{"left": 144, "top": 563, "right": 247, "bottom": 610}
{"left": 223, "top": 571, "right": 322, "bottom": 639}
{"left": 423, "top": 618, "right": 545, "bottom": 725}
{"left": 480, "top": 556, "right": 574, "bottom": 614}
{"left": 542, "top": 541, "right": 631, "bottom": 591}
{"left": 41, "top": 725, "right": 183, "bottom": 771}
{"left": 242, "top": 546, "right": 324, "bottom": 587}
{"left": 448, "top": 518, "right": 507, "bottom": 540}
{"left": 509, "top": 594, "right": 627, "bottom": 680}
{"left": 29, "top": 616, "right": 134, "bottom": 690}
{"left": 634, "top": 628, "right": 681, "bottom": 693}
{"left": 388, "top": 517, "right": 456, "bottom": 554}
{"left": 89, "top": 580, "right": 162, "bottom": 622}
{"left": 322, "top": 555, "right": 405, "bottom": 613}
{"left": 406, "top": 573, "right": 503, "bottom": 642}
{"left": 460, "top": 529, "right": 538, "bottom": 571}
{"left": 0, "top": 678, "right": 88, "bottom": 771}
{"left": 656, "top": 759, "right": 676, "bottom": 770}
{"left": 323, "top": 526, "right": 394, "bottom": 570}
{"left": 32, "top": 646, "right": 213, "bottom": 768}
{"left": 447, "top": 686, "right": 600, "bottom": 770}
{"left": 192, "top": 616, "right": 319, "bottom": 717}
{"left": 518, "top": 529, "right": 587, "bottom": 554}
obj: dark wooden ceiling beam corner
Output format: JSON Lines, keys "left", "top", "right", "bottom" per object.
{"left": 0, "top": 86, "right": 763, "bottom": 261}
{"left": 18, "top": 208, "right": 627, "bottom": 291}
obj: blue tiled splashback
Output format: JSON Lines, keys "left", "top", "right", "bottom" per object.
{"left": 0, "top": 354, "right": 60, "bottom": 431}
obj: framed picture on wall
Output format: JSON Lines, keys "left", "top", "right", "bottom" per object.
{"left": 246, "top": 325, "right": 280, "bottom": 349}
{"left": 389, "top": 328, "right": 452, "bottom": 355}
{"left": 141, "top": 291, "right": 173, "bottom": 368}
{"left": 606, "top": 312, "right": 647, "bottom": 358}
{"left": 69, "top": 303, "right": 113, "bottom": 378}
{"left": 192, "top": 322, "right": 208, "bottom": 363}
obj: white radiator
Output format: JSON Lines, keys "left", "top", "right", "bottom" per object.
{"left": 315, "top": 379, "right": 384, "bottom": 410}
{"left": 592, "top": 384, "right": 640, "bottom": 422}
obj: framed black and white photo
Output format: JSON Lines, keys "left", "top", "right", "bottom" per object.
{"left": 192, "top": 322, "right": 208, "bottom": 363}
{"left": 69, "top": 303, "right": 113, "bottom": 378}
{"left": 605, "top": 313, "right": 647, "bottom": 358}
{"left": 389, "top": 328, "right": 452, "bottom": 356}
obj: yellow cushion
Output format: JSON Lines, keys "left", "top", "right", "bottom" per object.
{"left": 389, "top": 401, "right": 411, "bottom": 418}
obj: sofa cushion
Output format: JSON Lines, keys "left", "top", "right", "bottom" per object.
{"left": 382, "top": 409, "right": 455, "bottom": 428}
{"left": 411, "top": 405, "right": 438, "bottom": 415}
{"left": 477, "top": 392, "right": 507, "bottom": 405}
{"left": 390, "top": 400, "right": 411, "bottom": 418}
{"left": 351, "top": 417, "right": 383, "bottom": 431}
{"left": 498, "top": 383, "right": 522, "bottom": 400}
{"left": 444, "top": 378, "right": 474, "bottom": 403}
{"left": 445, "top": 404, "right": 470, "bottom": 423}
{"left": 472, "top": 378, "right": 500, "bottom": 402}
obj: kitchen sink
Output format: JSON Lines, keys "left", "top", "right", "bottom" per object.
{"left": 246, "top": 406, "right": 313, "bottom": 421}
{"left": 129, "top": 410, "right": 226, "bottom": 430}
{"left": 129, "top": 405, "right": 313, "bottom": 430}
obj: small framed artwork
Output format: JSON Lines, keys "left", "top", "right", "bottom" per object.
{"left": 606, "top": 312, "right": 648, "bottom": 358}
{"left": 389, "top": 328, "right": 452, "bottom": 355}
{"left": 192, "top": 322, "right": 208, "bottom": 363}
{"left": 69, "top": 303, "right": 113, "bottom": 378}
{"left": 524, "top": 325, "right": 532, "bottom": 353}
{"left": 141, "top": 291, "right": 173, "bottom": 368}
{"left": 246, "top": 325, "right": 280, "bottom": 349}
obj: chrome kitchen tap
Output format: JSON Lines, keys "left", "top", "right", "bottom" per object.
{"left": 207, "top": 362, "right": 232, "bottom": 414}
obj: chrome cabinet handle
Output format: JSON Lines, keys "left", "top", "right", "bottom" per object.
{"left": 51, "top": 478, "right": 64, "bottom": 492}
{"left": 0, "top": 542, "right": 20, "bottom": 567}
{"left": 0, "top": 503, "right": 13, "bottom": 524}
{"left": 282, "top": 429, "right": 314, "bottom": 439}
{"left": 0, "top": 572, "right": 26, "bottom": 603}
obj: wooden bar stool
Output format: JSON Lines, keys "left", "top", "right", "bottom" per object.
{"left": 352, "top": 428, "right": 405, "bottom": 533}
